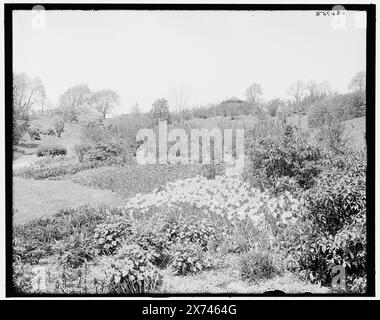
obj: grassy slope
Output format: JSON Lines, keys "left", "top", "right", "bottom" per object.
{"left": 13, "top": 177, "right": 125, "bottom": 224}
{"left": 343, "top": 116, "right": 366, "bottom": 149}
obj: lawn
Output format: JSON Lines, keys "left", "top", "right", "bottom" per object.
{"left": 13, "top": 177, "right": 125, "bottom": 224}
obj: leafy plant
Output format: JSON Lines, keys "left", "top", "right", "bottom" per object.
{"left": 170, "top": 242, "right": 213, "bottom": 275}
{"left": 97, "top": 243, "right": 162, "bottom": 293}
{"left": 28, "top": 126, "right": 41, "bottom": 140}
{"left": 239, "top": 249, "right": 282, "bottom": 281}
{"left": 244, "top": 123, "right": 322, "bottom": 191}
{"left": 54, "top": 119, "right": 65, "bottom": 137}
{"left": 37, "top": 145, "right": 67, "bottom": 157}
{"left": 93, "top": 215, "right": 133, "bottom": 255}
{"left": 199, "top": 163, "right": 225, "bottom": 180}
{"left": 42, "top": 127, "right": 56, "bottom": 136}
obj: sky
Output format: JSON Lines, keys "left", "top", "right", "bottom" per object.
{"left": 13, "top": 10, "right": 366, "bottom": 115}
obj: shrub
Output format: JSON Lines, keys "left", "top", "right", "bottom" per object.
{"left": 164, "top": 217, "right": 220, "bottom": 250}
{"left": 14, "top": 161, "right": 93, "bottom": 180}
{"left": 294, "top": 153, "right": 367, "bottom": 292}
{"left": 307, "top": 93, "right": 365, "bottom": 129}
{"left": 75, "top": 140, "right": 125, "bottom": 166}
{"left": 97, "top": 243, "right": 162, "bottom": 293}
{"left": 305, "top": 159, "right": 366, "bottom": 235}
{"left": 244, "top": 123, "right": 323, "bottom": 191}
{"left": 93, "top": 215, "right": 133, "bottom": 255}
{"left": 13, "top": 119, "right": 30, "bottom": 145}
{"left": 13, "top": 260, "right": 35, "bottom": 293}
{"left": 239, "top": 249, "right": 281, "bottom": 281}
{"left": 199, "top": 163, "right": 225, "bottom": 180}
{"left": 42, "top": 128, "right": 56, "bottom": 136}
{"left": 53, "top": 233, "right": 95, "bottom": 268}
{"left": 75, "top": 123, "right": 140, "bottom": 166}
{"left": 316, "top": 120, "right": 347, "bottom": 154}
{"left": 131, "top": 216, "right": 173, "bottom": 268}
{"left": 37, "top": 145, "right": 67, "bottom": 157}
{"left": 54, "top": 119, "right": 65, "bottom": 137}
{"left": 28, "top": 126, "right": 41, "bottom": 140}
{"left": 170, "top": 242, "right": 213, "bottom": 275}
{"left": 149, "top": 98, "right": 171, "bottom": 125}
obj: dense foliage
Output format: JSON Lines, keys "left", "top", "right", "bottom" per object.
{"left": 244, "top": 123, "right": 323, "bottom": 192}
{"left": 37, "top": 145, "right": 67, "bottom": 157}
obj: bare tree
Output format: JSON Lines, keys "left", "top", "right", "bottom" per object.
{"left": 305, "top": 80, "right": 332, "bottom": 102}
{"left": 172, "top": 86, "right": 192, "bottom": 114}
{"left": 13, "top": 73, "right": 46, "bottom": 144}
{"left": 91, "top": 89, "right": 119, "bottom": 119}
{"left": 245, "top": 83, "right": 263, "bottom": 105}
{"left": 59, "top": 84, "right": 91, "bottom": 121}
{"left": 349, "top": 71, "right": 366, "bottom": 94}
{"left": 288, "top": 80, "right": 306, "bottom": 103}
{"left": 130, "top": 102, "right": 141, "bottom": 116}
{"left": 13, "top": 73, "right": 45, "bottom": 113}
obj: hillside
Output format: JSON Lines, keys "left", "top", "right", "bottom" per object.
{"left": 13, "top": 117, "right": 83, "bottom": 167}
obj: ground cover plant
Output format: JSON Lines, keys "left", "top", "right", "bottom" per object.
{"left": 14, "top": 155, "right": 94, "bottom": 180}
{"left": 70, "top": 164, "right": 200, "bottom": 198}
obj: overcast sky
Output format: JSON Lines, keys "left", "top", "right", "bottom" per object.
{"left": 13, "top": 10, "right": 366, "bottom": 115}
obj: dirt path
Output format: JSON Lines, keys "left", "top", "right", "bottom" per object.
{"left": 13, "top": 154, "right": 39, "bottom": 170}
{"left": 13, "top": 178, "right": 126, "bottom": 224}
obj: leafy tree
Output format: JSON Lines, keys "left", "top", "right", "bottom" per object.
{"left": 349, "top": 71, "right": 366, "bottom": 94}
{"left": 150, "top": 98, "right": 171, "bottom": 125}
{"left": 91, "top": 89, "right": 119, "bottom": 119}
{"left": 59, "top": 84, "right": 91, "bottom": 122}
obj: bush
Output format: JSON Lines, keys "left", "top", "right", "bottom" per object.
{"left": 244, "top": 123, "right": 323, "bottom": 191}
{"left": 294, "top": 153, "right": 367, "bottom": 292}
{"left": 28, "top": 126, "right": 41, "bottom": 140}
{"left": 13, "top": 260, "right": 35, "bottom": 293}
{"left": 75, "top": 123, "right": 140, "bottom": 166}
{"left": 75, "top": 140, "right": 126, "bottom": 166}
{"left": 37, "top": 145, "right": 67, "bottom": 157}
{"left": 316, "top": 120, "right": 347, "bottom": 154}
{"left": 53, "top": 233, "right": 95, "bottom": 268}
{"left": 54, "top": 119, "right": 65, "bottom": 137}
{"left": 42, "top": 128, "right": 56, "bottom": 136}
{"left": 93, "top": 215, "right": 133, "bottom": 255}
{"left": 170, "top": 242, "right": 213, "bottom": 275}
{"left": 13, "top": 120, "right": 29, "bottom": 145}
{"left": 307, "top": 93, "right": 365, "bottom": 129}
{"left": 149, "top": 98, "right": 171, "bottom": 125}
{"left": 98, "top": 243, "right": 162, "bottom": 293}
{"left": 199, "top": 163, "right": 225, "bottom": 180}
{"left": 14, "top": 161, "right": 93, "bottom": 180}
{"left": 305, "top": 158, "right": 366, "bottom": 234}
{"left": 239, "top": 250, "right": 282, "bottom": 281}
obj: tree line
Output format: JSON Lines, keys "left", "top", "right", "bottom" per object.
{"left": 12, "top": 70, "right": 365, "bottom": 145}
